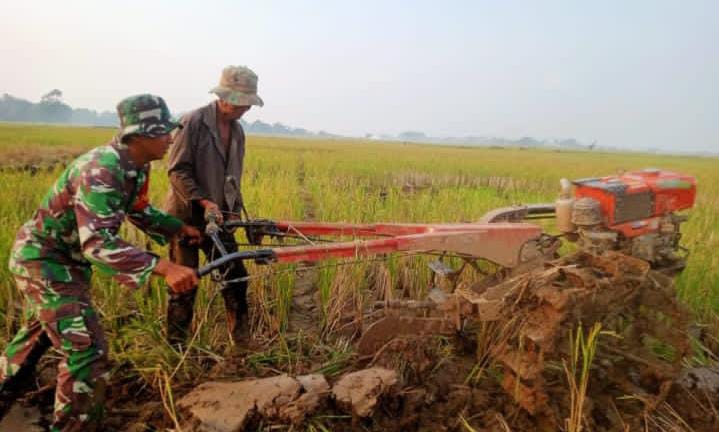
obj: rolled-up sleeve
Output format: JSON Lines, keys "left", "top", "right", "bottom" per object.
{"left": 74, "top": 165, "right": 158, "bottom": 289}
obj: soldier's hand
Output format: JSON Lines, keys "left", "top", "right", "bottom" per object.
{"left": 200, "top": 199, "right": 223, "bottom": 224}
{"left": 179, "top": 224, "right": 203, "bottom": 245}
{"left": 154, "top": 259, "right": 198, "bottom": 294}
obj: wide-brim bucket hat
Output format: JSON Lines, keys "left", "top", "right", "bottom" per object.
{"left": 210, "top": 65, "right": 264, "bottom": 107}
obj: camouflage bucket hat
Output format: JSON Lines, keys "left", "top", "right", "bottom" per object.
{"left": 116, "top": 94, "right": 181, "bottom": 141}
{"left": 210, "top": 65, "right": 264, "bottom": 107}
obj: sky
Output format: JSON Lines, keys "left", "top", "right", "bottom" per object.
{"left": 1, "top": 0, "right": 717, "bottom": 152}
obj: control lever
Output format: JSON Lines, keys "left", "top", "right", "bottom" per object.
{"left": 205, "top": 213, "right": 231, "bottom": 281}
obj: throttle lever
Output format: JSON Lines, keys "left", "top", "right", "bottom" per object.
{"left": 205, "top": 213, "right": 230, "bottom": 281}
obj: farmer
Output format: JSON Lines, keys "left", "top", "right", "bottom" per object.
{"left": 164, "top": 65, "right": 263, "bottom": 346}
{"left": 0, "top": 94, "right": 201, "bottom": 431}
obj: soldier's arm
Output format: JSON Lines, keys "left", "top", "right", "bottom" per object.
{"left": 127, "top": 171, "right": 183, "bottom": 244}
{"left": 167, "top": 117, "right": 209, "bottom": 203}
{"left": 74, "top": 165, "right": 160, "bottom": 289}
{"left": 128, "top": 204, "right": 184, "bottom": 244}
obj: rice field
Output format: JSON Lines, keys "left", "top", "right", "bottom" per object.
{"left": 0, "top": 122, "right": 718, "bottom": 427}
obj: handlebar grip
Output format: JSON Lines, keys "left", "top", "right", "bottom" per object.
{"left": 197, "top": 249, "right": 276, "bottom": 277}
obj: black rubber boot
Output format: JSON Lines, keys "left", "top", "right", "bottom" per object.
{"left": 0, "top": 332, "right": 51, "bottom": 419}
{"left": 167, "top": 288, "right": 198, "bottom": 348}
{"left": 0, "top": 382, "right": 12, "bottom": 419}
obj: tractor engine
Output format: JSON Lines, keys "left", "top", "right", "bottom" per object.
{"left": 557, "top": 169, "right": 696, "bottom": 271}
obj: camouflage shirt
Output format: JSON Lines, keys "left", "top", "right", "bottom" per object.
{"left": 9, "top": 138, "right": 183, "bottom": 289}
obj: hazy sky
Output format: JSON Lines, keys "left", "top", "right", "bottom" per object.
{"left": 1, "top": 0, "right": 717, "bottom": 151}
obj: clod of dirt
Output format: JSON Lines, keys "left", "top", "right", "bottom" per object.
{"left": 178, "top": 373, "right": 329, "bottom": 432}
{"left": 331, "top": 367, "right": 398, "bottom": 417}
{"left": 0, "top": 404, "right": 44, "bottom": 432}
{"left": 678, "top": 367, "right": 719, "bottom": 393}
{"left": 666, "top": 367, "right": 719, "bottom": 432}
{"left": 484, "top": 251, "right": 690, "bottom": 417}
{"left": 281, "top": 374, "right": 330, "bottom": 424}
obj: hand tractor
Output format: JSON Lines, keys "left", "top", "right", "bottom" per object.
{"left": 199, "top": 168, "right": 696, "bottom": 414}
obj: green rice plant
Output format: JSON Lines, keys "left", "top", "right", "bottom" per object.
{"left": 311, "top": 338, "right": 354, "bottom": 377}
{"left": 320, "top": 264, "right": 365, "bottom": 338}
{"left": 245, "top": 334, "right": 301, "bottom": 374}
{"left": 459, "top": 415, "right": 480, "bottom": 432}
{"left": 157, "top": 368, "right": 183, "bottom": 431}
{"left": 563, "top": 322, "right": 605, "bottom": 432}
{"left": 466, "top": 317, "right": 519, "bottom": 385}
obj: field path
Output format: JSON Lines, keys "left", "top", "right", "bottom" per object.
{"left": 287, "top": 157, "right": 320, "bottom": 335}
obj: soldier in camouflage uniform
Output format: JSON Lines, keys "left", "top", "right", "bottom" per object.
{"left": 0, "top": 94, "right": 202, "bottom": 431}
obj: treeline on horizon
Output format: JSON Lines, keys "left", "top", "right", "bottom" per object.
{"left": 1, "top": 91, "right": 636, "bottom": 152}
{"left": 0, "top": 90, "right": 334, "bottom": 137}
{"left": 0, "top": 90, "right": 116, "bottom": 126}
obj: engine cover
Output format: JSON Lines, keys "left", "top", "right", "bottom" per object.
{"left": 572, "top": 169, "right": 696, "bottom": 237}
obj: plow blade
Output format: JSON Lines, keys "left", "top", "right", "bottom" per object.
{"left": 357, "top": 316, "right": 456, "bottom": 356}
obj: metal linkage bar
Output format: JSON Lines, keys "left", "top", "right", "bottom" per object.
{"left": 198, "top": 222, "right": 542, "bottom": 277}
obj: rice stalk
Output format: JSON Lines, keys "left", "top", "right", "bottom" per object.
{"left": 563, "top": 322, "right": 604, "bottom": 432}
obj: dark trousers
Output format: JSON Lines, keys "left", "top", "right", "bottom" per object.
{"left": 167, "top": 230, "right": 249, "bottom": 345}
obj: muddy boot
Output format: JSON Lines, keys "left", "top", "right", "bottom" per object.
{"left": 0, "top": 377, "right": 31, "bottom": 420}
{"left": 167, "top": 288, "right": 198, "bottom": 348}
{"left": 0, "top": 332, "right": 51, "bottom": 419}
{"left": 0, "top": 383, "right": 13, "bottom": 419}
{"left": 221, "top": 273, "right": 250, "bottom": 347}
{"left": 224, "top": 308, "right": 251, "bottom": 347}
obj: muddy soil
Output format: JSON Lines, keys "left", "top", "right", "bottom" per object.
{"left": 170, "top": 251, "right": 719, "bottom": 431}
{"left": 0, "top": 404, "right": 44, "bottom": 431}
{"left": 4, "top": 251, "right": 719, "bottom": 431}
{"left": 6, "top": 338, "right": 719, "bottom": 432}
{"left": 175, "top": 344, "right": 719, "bottom": 432}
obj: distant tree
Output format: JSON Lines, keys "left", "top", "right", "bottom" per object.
{"left": 71, "top": 108, "right": 118, "bottom": 126}
{"left": 41, "top": 89, "right": 64, "bottom": 104}
{"left": 247, "top": 119, "right": 273, "bottom": 134}
{"left": 558, "top": 138, "right": 582, "bottom": 148}
{"left": 0, "top": 93, "right": 34, "bottom": 121}
{"left": 271, "top": 122, "right": 291, "bottom": 134}
{"left": 398, "top": 131, "right": 427, "bottom": 141}
{"left": 517, "top": 136, "right": 540, "bottom": 147}
{"left": 37, "top": 89, "right": 72, "bottom": 123}
{"left": 95, "top": 110, "right": 118, "bottom": 126}
{"left": 71, "top": 108, "right": 97, "bottom": 124}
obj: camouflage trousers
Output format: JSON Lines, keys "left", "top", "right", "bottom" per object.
{"left": 0, "top": 276, "right": 109, "bottom": 432}
{"left": 168, "top": 230, "right": 249, "bottom": 346}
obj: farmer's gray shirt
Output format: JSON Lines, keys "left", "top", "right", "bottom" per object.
{"left": 164, "top": 101, "right": 245, "bottom": 223}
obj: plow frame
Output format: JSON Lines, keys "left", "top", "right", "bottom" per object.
{"left": 198, "top": 219, "right": 546, "bottom": 277}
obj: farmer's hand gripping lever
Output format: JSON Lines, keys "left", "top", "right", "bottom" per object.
{"left": 205, "top": 213, "right": 229, "bottom": 257}
{"left": 204, "top": 212, "right": 232, "bottom": 282}
{"left": 195, "top": 218, "right": 281, "bottom": 278}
